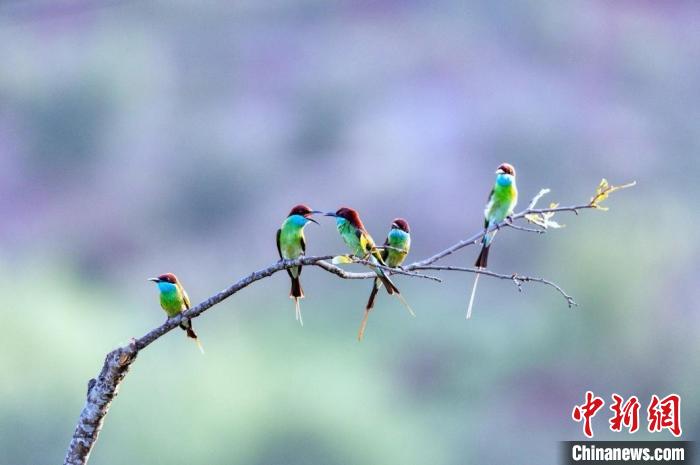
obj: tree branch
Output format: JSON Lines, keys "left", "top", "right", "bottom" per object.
{"left": 505, "top": 222, "right": 546, "bottom": 234}
{"left": 416, "top": 266, "right": 578, "bottom": 308}
{"left": 64, "top": 189, "right": 625, "bottom": 465}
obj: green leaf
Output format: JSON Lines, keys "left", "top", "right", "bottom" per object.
{"left": 331, "top": 255, "right": 353, "bottom": 265}
{"left": 589, "top": 178, "right": 637, "bottom": 210}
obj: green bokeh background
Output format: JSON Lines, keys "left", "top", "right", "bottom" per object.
{"left": 1, "top": 1, "right": 698, "bottom": 464}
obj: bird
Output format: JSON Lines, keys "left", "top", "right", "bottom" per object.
{"left": 467, "top": 162, "right": 518, "bottom": 319}
{"left": 325, "top": 207, "right": 414, "bottom": 332}
{"left": 148, "top": 273, "right": 204, "bottom": 353}
{"left": 276, "top": 204, "right": 322, "bottom": 326}
{"left": 359, "top": 218, "right": 411, "bottom": 341}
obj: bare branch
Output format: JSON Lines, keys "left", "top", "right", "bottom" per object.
{"left": 348, "top": 257, "right": 443, "bottom": 282}
{"left": 505, "top": 223, "right": 546, "bottom": 234}
{"left": 64, "top": 183, "right": 632, "bottom": 464}
{"left": 415, "top": 265, "right": 578, "bottom": 308}
{"left": 406, "top": 201, "right": 596, "bottom": 269}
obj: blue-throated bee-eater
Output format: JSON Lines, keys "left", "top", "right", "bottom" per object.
{"left": 148, "top": 273, "right": 204, "bottom": 353}
{"left": 359, "top": 218, "right": 411, "bottom": 340}
{"left": 276, "top": 204, "right": 322, "bottom": 326}
{"left": 467, "top": 162, "right": 518, "bottom": 319}
{"left": 325, "top": 207, "right": 414, "bottom": 336}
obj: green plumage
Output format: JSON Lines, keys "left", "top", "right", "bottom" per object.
{"left": 151, "top": 275, "right": 203, "bottom": 352}
{"left": 476, "top": 172, "right": 518, "bottom": 267}
{"left": 383, "top": 229, "right": 410, "bottom": 267}
{"left": 469, "top": 164, "right": 518, "bottom": 319}
{"left": 336, "top": 218, "right": 369, "bottom": 257}
{"left": 159, "top": 284, "right": 190, "bottom": 317}
{"left": 277, "top": 216, "right": 307, "bottom": 280}
{"left": 484, "top": 181, "right": 518, "bottom": 232}
{"left": 336, "top": 219, "right": 388, "bottom": 276}
{"left": 359, "top": 222, "right": 412, "bottom": 341}
{"left": 276, "top": 210, "right": 317, "bottom": 324}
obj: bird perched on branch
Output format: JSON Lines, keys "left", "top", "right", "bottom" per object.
{"left": 467, "top": 162, "right": 518, "bottom": 319}
{"left": 325, "top": 207, "right": 414, "bottom": 335}
{"left": 276, "top": 204, "right": 322, "bottom": 326}
{"left": 359, "top": 218, "right": 411, "bottom": 340}
{"left": 148, "top": 273, "right": 204, "bottom": 353}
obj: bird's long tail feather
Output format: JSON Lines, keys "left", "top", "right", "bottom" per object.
{"left": 290, "top": 275, "right": 304, "bottom": 299}
{"left": 181, "top": 320, "right": 205, "bottom": 354}
{"left": 358, "top": 308, "right": 371, "bottom": 341}
{"left": 394, "top": 292, "right": 416, "bottom": 317}
{"left": 293, "top": 296, "right": 303, "bottom": 327}
{"left": 193, "top": 337, "right": 205, "bottom": 354}
{"left": 358, "top": 279, "right": 381, "bottom": 341}
{"left": 468, "top": 228, "right": 494, "bottom": 319}
{"left": 366, "top": 278, "right": 381, "bottom": 312}
{"left": 377, "top": 270, "right": 415, "bottom": 317}
{"left": 475, "top": 243, "right": 490, "bottom": 268}
{"left": 466, "top": 272, "right": 480, "bottom": 320}
{"left": 378, "top": 272, "right": 399, "bottom": 295}
{"left": 288, "top": 270, "right": 304, "bottom": 326}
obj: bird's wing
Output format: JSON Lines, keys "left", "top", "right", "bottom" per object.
{"left": 358, "top": 229, "right": 375, "bottom": 254}
{"left": 381, "top": 235, "right": 390, "bottom": 262}
{"left": 276, "top": 228, "right": 283, "bottom": 259}
{"left": 181, "top": 287, "right": 191, "bottom": 310}
{"left": 301, "top": 234, "right": 306, "bottom": 255}
{"left": 278, "top": 228, "right": 298, "bottom": 280}
{"left": 484, "top": 187, "right": 495, "bottom": 229}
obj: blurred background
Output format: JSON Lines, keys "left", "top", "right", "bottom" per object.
{"left": 1, "top": 1, "right": 698, "bottom": 464}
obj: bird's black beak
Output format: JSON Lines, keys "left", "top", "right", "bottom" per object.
{"left": 324, "top": 212, "right": 337, "bottom": 217}
{"left": 308, "top": 210, "right": 323, "bottom": 225}
{"left": 148, "top": 277, "right": 160, "bottom": 283}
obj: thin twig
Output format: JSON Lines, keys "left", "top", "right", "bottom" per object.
{"left": 505, "top": 223, "right": 546, "bottom": 234}
{"left": 416, "top": 266, "right": 578, "bottom": 308}
{"left": 407, "top": 200, "right": 597, "bottom": 269}
{"left": 348, "top": 257, "right": 442, "bottom": 282}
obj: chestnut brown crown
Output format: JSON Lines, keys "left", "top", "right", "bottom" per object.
{"left": 288, "top": 204, "right": 315, "bottom": 217}
{"left": 157, "top": 273, "right": 178, "bottom": 284}
{"left": 497, "top": 163, "right": 516, "bottom": 176}
{"left": 335, "top": 207, "right": 366, "bottom": 230}
{"left": 391, "top": 218, "right": 410, "bottom": 233}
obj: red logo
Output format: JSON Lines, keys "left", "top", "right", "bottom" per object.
{"left": 609, "top": 394, "right": 640, "bottom": 433}
{"left": 648, "top": 394, "right": 682, "bottom": 437}
{"left": 572, "top": 392, "right": 682, "bottom": 438}
{"left": 572, "top": 391, "right": 605, "bottom": 438}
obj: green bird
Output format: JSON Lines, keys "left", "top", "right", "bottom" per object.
{"left": 467, "top": 162, "right": 518, "bottom": 319}
{"left": 359, "top": 218, "right": 411, "bottom": 341}
{"left": 325, "top": 207, "right": 414, "bottom": 334}
{"left": 148, "top": 273, "right": 204, "bottom": 353}
{"left": 276, "top": 204, "right": 322, "bottom": 326}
